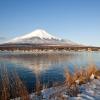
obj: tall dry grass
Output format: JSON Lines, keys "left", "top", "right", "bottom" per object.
{"left": 64, "top": 65, "right": 100, "bottom": 96}
{"left": 10, "top": 69, "right": 29, "bottom": 100}
{"left": 0, "top": 64, "right": 10, "bottom": 100}
{"left": 0, "top": 64, "right": 30, "bottom": 100}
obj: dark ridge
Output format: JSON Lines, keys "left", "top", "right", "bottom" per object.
{"left": 0, "top": 43, "right": 100, "bottom": 51}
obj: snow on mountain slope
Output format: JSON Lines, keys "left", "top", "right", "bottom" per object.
{"left": 10, "top": 29, "right": 60, "bottom": 41}
{"left": 7, "top": 29, "right": 77, "bottom": 45}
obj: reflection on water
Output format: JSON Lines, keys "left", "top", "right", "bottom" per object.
{"left": 0, "top": 51, "right": 100, "bottom": 98}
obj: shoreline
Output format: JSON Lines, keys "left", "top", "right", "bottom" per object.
{"left": 0, "top": 50, "right": 99, "bottom": 55}
{"left": 10, "top": 66, "right": 100, "bottom": 100}
{"left": 10, "top": 78, "right": 100, "bottom": 100}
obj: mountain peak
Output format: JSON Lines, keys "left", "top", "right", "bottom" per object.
{"left": 26, "top": 29, "right": 58, "bottom": 39}
{"left": 10, "top": 29, "right": 60, "bottom": 42}
{"left": 32, "top": 29, "right": 48, "bottom": 33}
{"left": 5, "top": 29, "right": 77, "bottom": 45}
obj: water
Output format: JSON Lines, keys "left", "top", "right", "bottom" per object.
{"left": 0, "top": 51, "right": 100, "bottom": 98}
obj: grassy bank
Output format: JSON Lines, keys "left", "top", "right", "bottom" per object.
{"left": 0, "top": 64, "right": 100, "bottom": 100}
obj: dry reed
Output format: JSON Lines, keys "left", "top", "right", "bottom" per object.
{"left": 0, "top": 64, "right": 10, "bottom": 100}
{"left": 64, "top": 65, "right": 100, "bottom": 96}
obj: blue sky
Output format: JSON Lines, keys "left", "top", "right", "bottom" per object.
{"left": 0, "top": 0, "right": 100, "bottom": 46}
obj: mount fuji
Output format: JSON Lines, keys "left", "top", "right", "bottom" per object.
{"left": 6, "top": 29, "right": 78, "bottom": 46}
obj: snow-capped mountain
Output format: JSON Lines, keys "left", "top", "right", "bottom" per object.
{"left": 11, "top": 29, "right": 60, "bottom": 41}
{"left": 6, "top": 29, "right": 77, "bottom": 45}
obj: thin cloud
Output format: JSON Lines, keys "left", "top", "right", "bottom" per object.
{"left": 0, "top": 37, "right": 7, "bottom": 40}
{"left": 0, "top": 37, "right": 8, "bottom": 43}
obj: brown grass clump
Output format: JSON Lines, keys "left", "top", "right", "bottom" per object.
{"left": 65, "top": 69, "right": 79, "bottom": 96}
{"left": 0, "top": 64, "right": 10, "bottom": 100}
{"left": 86, "top": 65, "right": 99, "bottom": 78}
{"left": 86, "top": 65, "right": 97, "bottom": 79}
{"left": 65, "top": 65, "right": 100, "bottom": 96}
{"left": 10, "top": 69, "right": 30, "bottom": 100}
{"left": 95, "top": 70, "right": 100, "bottom": 79}
{"left": 35, "top": 81, "right": 43, "bottom": 96}
{"left": 0, "top": 63, "right": 30, "bottom": 100}
{"left": 65, "top": 69, "right": 74, "bottom": 87}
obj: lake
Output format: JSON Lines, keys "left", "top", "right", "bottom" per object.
{"left": 0, "top": 51, "right": 100, "bottom": 98}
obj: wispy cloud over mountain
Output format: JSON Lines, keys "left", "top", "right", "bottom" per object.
{"left": 0, "top": 37, "right": 7, "bottom": 43}
{"left": 0, "top": 37, "right": 6, "bottom": 40}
